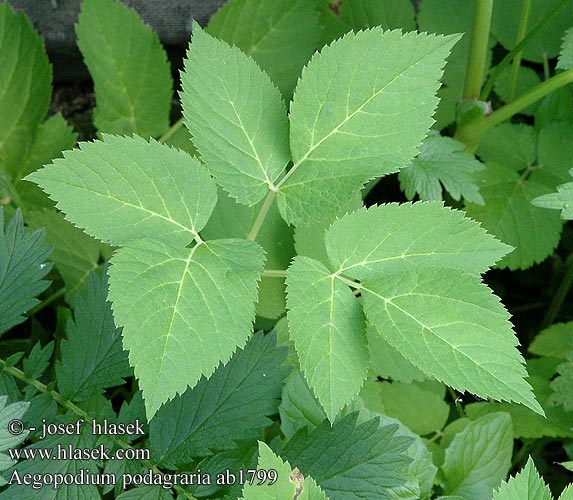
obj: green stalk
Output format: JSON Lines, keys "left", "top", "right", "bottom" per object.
{"left": 158, "top": 117, "right": 184, "bottom": 144}
{"left": 247, "top": 189, "right": 276, "bottom": 241}
{"left": 456, "top": 70, "right": 573, "bottom": 152}
{"left": 463, "top": 0, "right": 494, "bottom": 99}
{"left": 541, "top": 253, "right": 573, "bottom": 329}
{"left": 26, "top": 286, "right": 67, "bottom": 317}
{"left": 508, "top": 0, "right": 531, "bottom": 101}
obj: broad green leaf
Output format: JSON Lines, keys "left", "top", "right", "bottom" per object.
{"left": 0, "top": 209, "right": 51, "bottom": 335}
{"left": 279, "top": 371, "right": 326, "bottom": 440}
{"left": 26, "top": 135, "right": 217, "bottom": 247}
{"left": 109, "top": 238, "right": 265, "bottom": 417}
{"left": 561, "top": 486, "right": 573, "bottom": 500}
{"left": 491, "top": 0, "right": 573, "bottom": 63}
{"left": 241, "top": 442, "right": 327, "bottom": 500}
{"left": 531, "top": 123, "right": 573, "bottom": 188}
{"left": 76, "top": 0, "right": 172, "bottom": 137}
{"left": 530, "top": 322, "right": 573, "bottom": 358}
{"left": 56, "top": 271, "right": 131, "bottom": 401}
{"left": 202, "top": 190, "right": 295, "bottom": 319}
{"left": 286, "top": 256, "right": 368, "bottom": 421}
{"left": 207, "top": 0, "right": 320, "bottom": 99}
{"left": 494, "top": 65, "right": 541, "bottom": 114}
{"left": 493, "top": 457, "right": 552, "bottom": 500}
{"left": 399, "top": 134, "right": 485, "bottom": 204}
{"left": 116, "top": 486, "right": 173, "bottom": 500}
{"left": 182, "top": 25, "right": 290, "bottom": 205}
{"left": 535, "top": 86, "right": 573, "bottom": 127}
{"left": 149, "top": 332, "right": 287, "bottom": 468}
{"left": 277, "top": 29, "right": 460, "bottom": 226}
{"left": 283, "top": 412, "right": 412, "bottom": 500}
{"left": 465, "top": 163, "right": 563, "bottom": 270}
{"left": 0, "top": 397, "right": 29, "bottom": 486}
{"left": 362, "top": 268, "right": 542, "bottom": 414}
{"left": 532, "top": 168, "right": 573, "bottom": 219}
{"left": 26, "top": 210, "right": 102, "bottom": 300}
{"left": 548, "top": 356, "right": 573, "bottom": 411}
{"left": 318, "top": 0, "right": 416, "bottom": 46}
{"left": 325, "top": 203, "right": 512, "bottom": 279}
{"left": 443, "top": 413, "right": 513, "bottom": 500}
{"left": 0, "top": 3, "right": 51, "bottom": 179}
{"left": 477, "top": 123, "right": 537, "bottom": 172}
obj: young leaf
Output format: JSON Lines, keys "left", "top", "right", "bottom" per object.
{"left": 149, "top": 332, "right": 287, "bottom": 468}
{"left": 109, "top": 238, "right": 265, "bottom": 418}
{"left": 207, "top": 0, "right": 320, "bottom": 99}
{"left": 0, "top": 3, "right": 51, "bottom": 180}
{"left": 492, "top": 457, "right": 552, "bottom": 500}
{"left": 283, "top": 412, "right": 412, "bottom": 500}
{"left": 0, "top": 397, "right": 29, "bottom": 486}
{"left": 76, "top": 0, "right": 172, "bottom": 137}
{"left": 532, "top": 168, "right": 573, "bottom": 219}
{"left": 325, "top": 203, "right": 512, "bottom": 279}
{"left": 286, "top": 256, "right": 368, "bottom": 421}
{"left": 465, "top": 163, "right": 563, "bottom": 270}
{"left": 241, "top": 442, "right": 327, "bottom": 500}
{"left": 277, "top": 29, "right": 461, "bottom": 225}
{"left": 362, "top": 268, "right": 542, "bottom": 414}
{"left": 442, "top": 413, "right": 513, "bottom": 500}
{"left": 557, "top": 28, "right": 573, "bottom": 69}
{"left": 0, "top": 209, "right": 51, "bottom": 335}
{"left": 22, "top": 342, "right": 54, "bottom": 381}
{"left": 398, "top": 134, "right": 485, "bottom": 204}
{"left": 26, "top": 135, "right": 217, "bottom": 247}
{"left": 56, "top": 270, "right": 131, "bottom": 402}
{"left": 182, "top": 24, "right": 291, "bottom": 205}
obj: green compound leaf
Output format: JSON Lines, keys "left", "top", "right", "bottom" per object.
{"left": 493, "top": 457, "right": 552, "bottom": 500}
{"left": 26, "top": 135, "right": 217, "bottom": 247}
{"left": 443, "top": 412, "right": 513, "bottom": 500}
{"left": 558, "top": 28, "right": 573, "bottom": 70}
{"left": 241, "top": 442, "right": 327, "bottom": 500}
{"left": 286, "top": 256, "right": 368, "bottom": 421}
{"left": 76, "top": 0, "right": 172, "bottom": 137}
{"left": 548, "top": 356, "right": 573, "bottom": 411}
{"left": 325, "top": 203, "right": 512, "bottom": 279}
{"left": 532, "top": 168, "right": 573, "bottom": 219}
{"left": 362, "top": 269, "right": 542, "bottom": 414}
{"left": 283, "top": 412, "right": 413, "bottom": 500}
{"left": 277, "top": 29, "right": 460, "bottom": 226}
{"left": 399, "top": 134, "right": 485, "bottom": 204}
{"left": 0, "top": 3, "right": 51, "bottom": 180}
{"left": 108, "top": 238, "right": 265, "bottom": 417}
{"left": 465, "top": 163, "right": 563, "bottom": 270}
{"left": 0, "top": 209, "right": 51, "bottom": 335}
{"left": 56, "top": 271, "right": 131, "bottom": 402}
{"left": 477, "top": 123, "right": 537, "bottom": 172}
{"left": 149, "top": 332, "right": 287, "bottom": 468}
{"left": 207, "top": 0, "right": 320, "bottom": 99}
{"left": 0, "top": 397, "right": 29, "bottom": 486}
{"left": 182, "top": 24, "right": 291, "bottom": 205}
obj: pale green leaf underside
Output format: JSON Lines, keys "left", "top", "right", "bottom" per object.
{"left": 493, "top": 457, "right": 552, "bottom": 500}
{"left": 108, "top": 238, "right": 265, "bottom": 417}
{"left": 443, "top": 412, "right": 513, "bottom": 500}
{"left": 207, "top": 0, "right": 320, "bottom": 99}
{"left": 465, "top": 163, "right": 563, "bottom": 270}
{"left": 0, "top": 3, "right": 51, "bottom": 179}
{"left": 277, "top": 28, "right": 461, "bottom": 225}
{"left": 182, "top": 24, "right": 290, "bottom": 205}
{"left": 325, "top": 203, "right": 512, "bottom": 280}
{"left": 532, "top": 168, "right": 573, "bottom": 219}
{"left": 362, "top": 268, "right": 542, "bottom": 414}
{"left": 76, "top": 0, "right": 172, "bottom": 137}
{"left": 26, "top": 135, "right": 217, "bottom": 247}
{"left": 399, "top": 134, "right": 485, "bottom": 204}
{"left": 558, "top": 28, "right": 573, "bottom": 70}
{"left": 241, "top": 442, "right": 327, "bottom": 500}
{"left": 286, "top": 256, "right": 368, "bottom": 421}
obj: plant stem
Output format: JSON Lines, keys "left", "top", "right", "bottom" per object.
{"left": 158, "top": 117, "right": 184, "bottom": 144}
{"left": 463, "top": 0, "right": 494, "bottom": 99}
{"left": 448, "top": 386, "right": 466, "bottom": 418}
{"left": 26, "top": 286, "right": 66, "bottom": 317}
{"left": 262, "top": 269, "right": 288, "bottom": 278}
{"left": 0, "top": 358, "right": 198, "bottom": 500}
{"left": 247, "top": 189, "right": 276, "bottom": 241}
{"left": 456, "top": 70, "right": 573, "bottom": 152}
{"left": 541, "top": 253, "right": 573, "bottom": 329}
{"left": 508, "top": 0, "right": 531, "bottom": 101}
